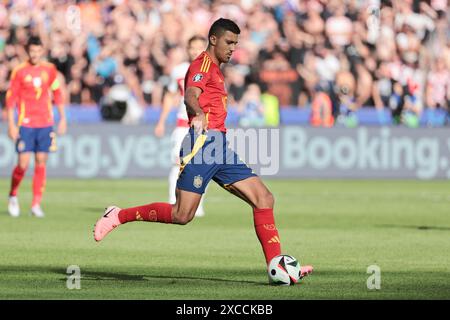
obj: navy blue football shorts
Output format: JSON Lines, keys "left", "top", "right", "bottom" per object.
{"left": 16, "top": 126, "right": 56, "bottom": 153}
{"left": 176, "top": 128, "right": 256, "bottom": 194}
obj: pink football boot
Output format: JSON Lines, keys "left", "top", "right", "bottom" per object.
{"left": 300, "top": 265, "right": 314, "bottom": 279}
{"left": 94, "top": 206, "right": 121, "bottom": 242}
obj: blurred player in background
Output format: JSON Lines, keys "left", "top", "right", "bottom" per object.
{"left": 154, "top": 35, "right": 207, "bottom": 217}
{"left": 94, "top": 18, "right": 312, "bottom": 280}
{"left": 6, "top": 37, "right": 66, "bottom": 218}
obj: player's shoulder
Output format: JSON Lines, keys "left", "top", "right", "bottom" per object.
{"left": 189, "top": 52, "right": 213, "bottom": 73}
{"left": 10, "top": 62, "right": 29, "bottom": 77}
{"left": 40, "top": 61, "right": 57, "bottom": 71}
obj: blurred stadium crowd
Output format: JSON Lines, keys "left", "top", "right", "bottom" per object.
{"left": 0, "top": 0, "right": 448, "bottom": 127}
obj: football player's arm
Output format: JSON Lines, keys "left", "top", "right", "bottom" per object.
{"left": 6, "top": 105, "right": 18, "bottom": 141}
{"left": 372, "top": 81, "right": 384, "bottom": 111}
{"left": 51, "top": 71, "right": 67, "bottom": 135}
{"left": 5, "top": 70, "right": 20, "bottom": 141}
{"left": 125, "top": 68, "right": 147, "bottom": 107}
{"left": 184, "top": 86, "right": 207, "bottom": 134}
{"left": 155, "top": 90, "right": 178, "bottom": 138}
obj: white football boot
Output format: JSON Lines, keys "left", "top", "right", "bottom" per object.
{"left": 8, "top": 196, "right": 20, "bottom": 217}
{"left": 31, "top": 204, "right": 45, "bottom": 218}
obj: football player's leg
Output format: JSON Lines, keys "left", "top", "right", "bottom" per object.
{"left": 116, "top": 187, "right": 202, "bottom": 226}
{"left": 94, "top": 166, "right": 208, "bottom": 242}
{"left": 94, "top": 127, "right": 211, "bottom": 241}
{"left": 170, "top": 127, "right": 206, "bottom": 217}
{"left": 169, "top": 163, "right": 205, "bottom": 220}
{"left": 10, "top": 126, "right": 34, "bottom": 198}
{"left": 227, "top": 177, "right": 313, "bottom": 277}
{"left": 94, "top": 189, "right": 202, "bottom": 242}
{"left": 226, "top": 176, "right": 274, "bottom": 209}
{"left": 9, "top": 127, "right": 34, "bottom": 217}
{"left": 174, "top": 159, "right": 213, "bottom": 223}
{"left": 172, "top": 188, "right": 202, "bottom": 224}
{"left": 32, "top": 152, "right": 48, "bottom": 209}
{"left": 31, "top": 127, "right": 54, "bottom": 216}
{"left": 10, "top": 152, "right": 31, "bottom": 198}
{"left": 94, "top": 200, "right": 173, "bottom": 242}
{"left": 223, "top": 176, "right": 280, "bottom": 264}
{"left": 8, "top": 152, "right": 31, "bottom": 217}
{"left": 195, "top": 191, "right": 206, "bottom": 217}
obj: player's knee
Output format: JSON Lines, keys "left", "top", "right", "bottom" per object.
{"left": 18, "top": 159, "right": 29, "bottom": 171}
{"left": 266, "top": 191, "right": 275, "bottom": 208}
{"left": 177, "top": 215, "right": 194, "bottom": 225}
{"left": 176, "top": 216, "right": 189, "bottom": 225}
{"left": 255, "top": 191, "right": 274, "bottom": 209}
{"left": 172, "top": 210, "right": 195, "bottom": 225}
{"left": 35, "top": 160, "right": 46, "bottom": 166}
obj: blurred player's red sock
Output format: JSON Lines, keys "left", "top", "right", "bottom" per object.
{"left": 253, "top": 208, "right": 281, "bottom": 264}
{"left": 10, "top": 165, "right": 26, "bottom": 197}
{"left": 118, "top": 203, "right": 173, "bottom": 224}
{"left": 32, "top": 164, "right": 46, "bottom": 206}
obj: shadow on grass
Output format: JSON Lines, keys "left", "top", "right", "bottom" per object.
{"left": 1, "top": 265, "right": 450, "bottom": 298}
{"left": 83, "top": 207, "right": 106, "bottom": 214}
{"left": 0, "top": 265, "right": 265, "bottom": 285}
{"left": 376, "top": 224, "right": 450, "bottom": 231}
{"left": 79, "top": 270, "right": 264, "bottom": 285}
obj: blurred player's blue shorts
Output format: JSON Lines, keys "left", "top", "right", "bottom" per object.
{"left": 177, "top": 128, "right": 256, "bottom": 194}
{"left": 16, "top": 126, "right": 55, "bottom": 153}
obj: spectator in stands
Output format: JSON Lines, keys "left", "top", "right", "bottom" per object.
{"left": 325, "top": 1, "right": 353, "bottom": 49}
{"left": 296, "top": 50, "right": 319, "bottom": 108}
{"left": 225, "top": 64, "right": 248, "bottom": 106}
{"left": 402, "top": 78, "right": 424, "bottom": 128}
{"left": 0, "top": 0, "right": 447, "bottom": 128}
{"left": 425, "top": 57, "right": 449, "bottom": 126}
{"left": 258, "top": 48, "right": 299, "bottom": 107}
{"left": 334, "top": 59, "right": 358, "bottom": 127}
{"left": 238, "top": 83, "right": 265, "bottom": 127}
{"left": 376, "top": 6, "right": 397, "bottom": 63}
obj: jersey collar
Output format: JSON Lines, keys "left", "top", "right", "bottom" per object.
{"left": 203, "top": 51, "right": 219, "bottom": 67}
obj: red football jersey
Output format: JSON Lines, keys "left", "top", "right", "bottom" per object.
{"left": 6, "top": 61, "right": 63, "bottom": 128}
{"left": 185, "top": 51, "right": 228, "bottom": 132}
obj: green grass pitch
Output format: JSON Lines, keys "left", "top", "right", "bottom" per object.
{"left": 0, "top": 179, "right": 449, "bottom": 299}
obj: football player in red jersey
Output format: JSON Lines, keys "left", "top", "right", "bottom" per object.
{"left": 154, "top": 35, "right": 208, "bottom": 217}
{"left": 94, "top": 19, "right": 312, "bottom": 281}
{"left": 6, "top": 37, "right": 66, "bottom": 218}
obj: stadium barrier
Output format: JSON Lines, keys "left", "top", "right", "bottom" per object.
{"left": 1, "top": 124, "right": 449, "bottom": 179}
{"left": 2, "top": 105, "right": 448, "bottom": 126}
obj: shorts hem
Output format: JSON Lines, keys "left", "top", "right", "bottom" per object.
{"left": 218, "top": 173, "right": 257, "bottom": 187}
{"left": 176, "top": 184, "right": 205, "bottom": 195}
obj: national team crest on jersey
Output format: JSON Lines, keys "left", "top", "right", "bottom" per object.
{"left": 192, "top": 73, "right": 203, "bottom": 82}
{"left": 33, "top": 77, "right": 42, "bottom": 88}
{"left": 193, "top": 175, "right": 203, "bottom": 189}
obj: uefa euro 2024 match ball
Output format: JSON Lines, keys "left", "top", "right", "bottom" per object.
{"left": 268, "top": 254, "right": 301, "bottom": 286}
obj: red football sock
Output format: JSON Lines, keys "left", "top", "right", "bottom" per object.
{"left": 32, "top": 164, "right": 46, "bottom": 207}
{"left": 10, "top": 165, "right": 26, "bottom": 197}
{"left": 118, "top": 202, "right": 173, "bottom": 224}
{"left": 253, "top": 208, "right": 282, "bottom": 264}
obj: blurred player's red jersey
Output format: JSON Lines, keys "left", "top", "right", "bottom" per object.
{"left": 185, "top": 51, "right": 228, "bottom": 132}
{"left": 6, "top": 61, "right": 62, "bottom": 128}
